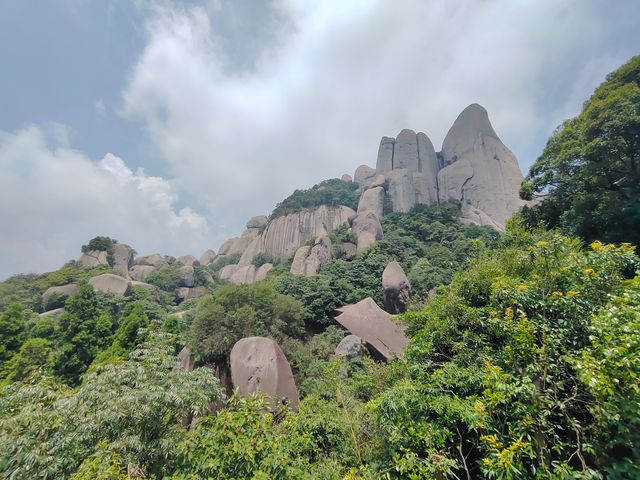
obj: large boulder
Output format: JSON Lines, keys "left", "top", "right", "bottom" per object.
{"left": 341, "top": 174, "right": 353, "bottom": 182}
{"left": 89, "top": 273, "right": 131, "bottom": 296}
{"left": 218, "top": 264, "right": 238, "bottom": 281}
{"left": 438, "top": 103, "right": 526, "bottom": 225}
{"left": 230, "top": 337, "right": 299, "bottom": 410}
{"left": 334, "top": 335, "right": 367, "bottom": 360}
{"left": 289, "top": 237, "right": 332, "bottom": 276}
{"left": 130, "top": 281, "right": 156, "bottom": 291}
{"left": 382, "top": 261, "right": 412, "bottom": 313}
{"left": 177, "top": 266, "right": 195, "bottom": 288}
{"left": 354, "top": 165, "right": 378, "bottom": 189}
{"left": 238, "top": 235, "right": 263, "bottom": 266}
{"left": 260, "top": 205, "right": 354, "bottom": 259}
{"left": 112, "top": 243, "right": 134, "bottom": 276}
{"left": 135, "top": 253, "right": 168, "bottom": 269}
{"left": 178, "top": 346, "right": 195, "bottom": 372}
{"left": 129, "top": 264, "right": 156, "bottom": 282}
{"left": 79, "top": 250, "right": 109, "bottom": 268}
{"left": 255, "top": 263, "right": 273, "bottom": 282}
{"left": 351, "top": 211, "right": 383, "bottom": 251}
{"left": 41, "top": 283, "right": 79, "bottom": 311}
{"left": 335, "top": 297, "right": 409, "bottom": 360}
{"left": 176, "top": 287, "right": 207, "bottom": 303}
{"left": 176, "top": 255, "right": 198, "bottom": 267}
{"left": 229, "top": 265, "right": 257, "bottom": 285}
{"left": 357, "top": 186, "right": 385, "bottom": 218}
{"left": 199, "top": 249, "right": 217, "bottom": 265}
{"left": 246, "top": 215, "right": 268, "bottom": 229}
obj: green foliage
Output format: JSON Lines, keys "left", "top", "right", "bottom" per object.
{"left": 521, "top": 55, "right": 640, "bottom": 245}
{"left": 0, "top": 303, "right": 27, "bottom": 372}
{"left": 3, "top": 338, "right": 52, "bottom": 382}
{"left": 0, "top": 332, "right": 221, "bottom": 479}
{"left": 211, "top": 252, "right": 242, "bottom": 272}
{"left": 271, "top": 178, "right": 360, "bottom": 218}
{"left": 375, "top": 223, "right": 638, "bottom": 478}
{"left": 188, "top": 282, "right": 305, "bottom": 363}
{"left": 81, "top": 236, "right": 116, "bottom": 266}
{"left": 146, "top": 263, "right": 183, "bottom": 292}
{"left": 252, "top": 252, "right": 277, "bottom": 268}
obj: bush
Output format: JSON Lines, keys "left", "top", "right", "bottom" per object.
{"left": 271, "top": 178, "right": 360, "bottom": 218}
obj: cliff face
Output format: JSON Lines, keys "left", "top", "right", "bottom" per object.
{"left": 357, "top": 103, "right": 525, "bottom": 228}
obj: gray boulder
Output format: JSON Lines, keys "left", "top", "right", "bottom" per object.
{"left": 335, "top": 297, "right": 409, "bottom": 360}
{"left": 129, "top": 265, "right": 156, "bottom": 282}
{"left": 255, "top": 263, "right": 273, "bottom": 282}
{"left": 177, "top": 266, "right": 195, "bottom": 287}
{"left": 341, "top": 174, "right": 352, "bottom": 182}
{"left": 178, "top": 346, "right": 195, "bottom": 372}
{"left": 376, "top": 136, "right": 395, "bottom": 173}
{"left": 290, "top": 246, "right": 311, "bottom": 275}
{"left": 176, "top": 255, "right": 198, "bottom": 267}
{"left": 42, "top": 283, "right": 79, "bottom": 311}
{"left": 130, "top": 281, "right": 156, "bottom": 291}
{"left": 89, "top": 274, "right": 131, "bottom": 296}
{"left": 357, "top": 186, "right": 385, "bottom": 218}
{"left": 39, "top": 307, "right": 65, "bottom": 318}
{"left": 351, "top": 211, "right": 383, "bottom": 251}
{"left": 218, "top": 264, "right": 238, "bottom": 281}
{"left": 382, "top": 261, "right": 412, "bottom": 313}
{"left": 135, "top": 253, "right": 168, "bottom": 269}
{"left": 246, "top": 215, "right": 268, "bottom": 229}
{"left": 229, "top": 265, "right": 257, "bottom": 285}
{"left": 334, "top": 335, "right": 367, "bottom": 360}
{"left": 230, "top": 337, "right": 299, "bottom": 410}
{"left": 290, "top": 237, "right": 332, "bottom": 276}
{"left": 176, "top": 286, "right": 207, "bottom": 302}
{"left": 199, "top": 249, "right": 217, "bottom": 265}
{"left": 112, "top": 243, "right": 134, "bottom": 276}
{"left": 354, "top": 165, "right": 378, "bottom": 190}
{"left": 79, "top": 250, "right": 109, "bottom": 268}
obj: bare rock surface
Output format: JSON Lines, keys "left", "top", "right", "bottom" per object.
{"left": 376, "top": 136, "right": 395, "bottom": 173}
{"left": 341, "top": 174, "right": 352, "bottom": 182}
{"left": 130, "top": 281, "right": 155, "bottom": 291}
{"left": 199, "top": 249, "right": 217, "bottom": 265}
{"left": 79, "top": 250, "right": 109, "bottom": 268}
{"left": 113, "top": 243, "right": 134, "bottom": 276}
{"left": 39, "top": 307, "right": 65, "bottom": 318}
{"left": 177, "top": 266, "right": 195, "bottom": 288}
{"left": 334, "top": 335, "right": 367, "bottom": 360}
{"left": 290, "top": 246, "right": 312, "bottom": 275}
{"left": 335, "top": 297, "right": 409, "bottom": 360}
{"left": 230, "top": 337, "right": 299, "bottom": 410}
{"left": 351, "top": 211, "right": 383, "bottom": 251}
{"left": 357, "top": 186, "right": 385, "bottom": 218}
{"left": 229, "top": 265, "right": 258, "bottom": 285}
{"left": 42, "top": 283, "right": 79, "bottom": 310}
{"left": 176, "top": 287, "right": 207, "bottom": 302}
{"left": 178, "top": 346, "right": 195, "bottom": 372}
{"left": 129, "top": 265, "right": 156, "bottom": 282}
{"left": 176, "top": 255, "right": 198, "bottom": 267}
{"left": 290, "top": 237, "right": 332, "bottom": 276}
{"left": 218, "top": 264, "right": 239, "bottom": 281}
{"left": 255, "top": 263, "right": 273, "bottom": 282}
{"left": 89, "top": 273, "right": 131, "bottom": 296}
{"left": 246, "top": 215, "right": 268, "bottom": 229}
{"left": 135, "top": 254, "right": 168, "bottom": 269}
{"left": 382, "top": 261, "right": 412, "bottom": 313}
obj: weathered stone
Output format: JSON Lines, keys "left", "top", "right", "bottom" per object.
{"left": 351, "top": 211, "right": 383, "bottom": 251}
{"left": 178, "top": 346, "right": 195, "bottom": 372}
{"left": 334, "top": 335, "right": 367, "bottom": 360}
{"left": 385, "top": 168, "right": 417, "bottom": 213}
{"left": 439, "top": 103, "right": 526, "bottom": 225}
{"left": 382, "top": 261, "right": 412, "bottom": 314}
{"left": 79, "top": 250, "right": 109, "bottom": 268}
{"left": 218, "top": 229, "right": 261, "bottom": 258}
{"left": 112, "top": 243, "right": 134, "bottom": 276}
{"left": 135, "top": 253, "right": 168, "bottom": 269}
{"left": 290, "top": 237, "right": 332, "bottom": 276}
{"left": 337, "top": 242, "right": 357, "bottom": 259}
{"left": 260, "top": 205, "right": 354, "bottom": 259}
{"left": 246, "top": 215, "right": 268, "bottom": 229}
{"left": 199, "top": 249, "right": 217, "bottom": 265}
{"left": 290, "top": 246, "right": 312, "bottom": 275}
{"left": 42, "top": 283, "right": 79, "bottom": 311}
{"left": 354, "top": 165, "right": 378, "bottom": 190}
{"left": 238, "top": 235, "right": 263, "bottom": 266}
{"left": 460, "top": 204, "right": 505, "bottom": 231}
{"left": 39, "top": 307, "right": 65, "bottom": 318}
{"left": 130, "top": 281, "right": 156, "bottom": 291}
{"left": 176, "top": 255, "right": 198, "bottom": 267}
{"left": 176, "top": 286, "right": 207, "bottom": 302}
{"left": 394, "top": 129, "right": 420, "bottom": 171}
{"left": 217, "top": 238, "right": 238, "bottom": 256}
{"left": 416, "top": 132, "right": 440, "bottom": 203}
{"left": 229, "top": 265, "right": 257, "bottom": 285}
{"left": 335, "top": 297, "right": 409, "bottom": 360}
{"left": 230, "top": 337, "right": 299, "bottom": 410}
{"left": 202, "top": 271, "right": 214, "bottom": 284}
{"left": 177, "top": 266, "right": 195, "bottom": 288}
{"left": 376, "top": 136, "right": 395, "bottom": 173}
{"left": 357, "top": 186, "right": 385, "bottom": 218}
{"left": 129, "top": 265, "right": 156, "bottom": 282}
{"left": 255, "top": 263, "right": 273, "bottom": 282}
{"left": 218, "top": 264, "right": 238, "bottom": 281}
{"left": 341, "top": 174, "right": 352, "bottom": 182}
{"left": 89, "top": 273, "right": 131, "bottom": 296}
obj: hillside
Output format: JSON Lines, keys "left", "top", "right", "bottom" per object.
{"left": 0, "top": 57, "right": 639, "bottom": 479}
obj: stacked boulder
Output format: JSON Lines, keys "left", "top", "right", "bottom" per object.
{"left": 382, "top": 261, "right": 412, "bottom": 314}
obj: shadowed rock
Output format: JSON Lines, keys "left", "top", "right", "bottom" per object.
{"left": 129, "top": 265, "right": 155, "bottom": 282}
{"left": 89, "top": 273, "right": 131, "bottom": 296}
{"left": 42, "top": 283, "right": 79, "bottom": 311}
{"left": 357, "top": 186, "right": 385, "bottom": 218}
{"left": 178, "top": 346, "right": 195, "bottom": 372}
{"left": 351, "top": 211, "right": 383, "bottom": 251}
{"left": 335, "top": 335, "right": 367, "bottom": 360}
{"left": 230, "top": 337, "right": 299, "bottom": 410}
{"left": 177, "top": 266, "right": 195, "bottom": 288}
{"left": 177, "top": 255, "right": 198, "bottom": 267}
{"left": 335, "top": 297, "right": 409, "bottom": 360}
{"left": 199, "top": 249, "right": 217, "bottom": 265}
{"left": 290, "top": 237, "right": 332, "bottom": 276}
{"left": 246, "top": 215, "right": 268, "bottom": 229}
{"left": 79, "top": 250, "right": 109, "bottom": 268}
{"left": 382, "top": 261, "right": 412, "bottom": 313}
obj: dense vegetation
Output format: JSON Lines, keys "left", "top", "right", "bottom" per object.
{"left": 521, "top": 55, "right": 640, "bottom": 245}
{"left": 0, "top": 58, "right": 639, "bottom": 479}
{"left": 271, "top": 178, "right": 360, "bottom": 218}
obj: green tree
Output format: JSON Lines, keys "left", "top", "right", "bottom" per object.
{"left": 520, "top": 55, "right": 640, "bottom": 245}
{"left": 0, "top": 303, "right": 27, "bottom": 372}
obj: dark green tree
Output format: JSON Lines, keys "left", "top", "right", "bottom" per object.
{"left": 520, "top": 55, "right": 640, "bottom": 245}
{"left": 0, "top": 303, "right": 27, "bottom": 372}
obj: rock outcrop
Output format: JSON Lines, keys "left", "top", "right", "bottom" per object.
{"left": 334, "top": 335, "right": 367, "bottom": 360}
{"left": 246, "top": 215, "right": 268, "bottom": 229}
{"left": 351, "top": 211, "right": 383, "bottom": 251}
{"left": 177, "top": 266, "right": 195, "bottom": 288}
{"left": 113, "top": 243, "right": 134, "bottom": 276}
{"left": 335, "top": 297, "right": 409, "bottom": 360}
{"left": 357, "top": 186, "right": 385, "bottom": 218}
{"left": 382, "top": 261, "right": 412, "bottom": 313}
{"left": 89, "top": 273, "right": 131, "bottom": 296}
{"left": 79, "top": 250, "right": 109, "bottom": 268}
{"left": 353, "top": 103, "right": 526, "bottom": 229}
{"left": 230, "top": 337, "right": 299, "bottom": 410}
{"left": 290, "top": 237, "right": 332, "bottom": 276}
{"left": 42, "top": 283, "right": 79, "bottom": 311}
{"left": 129, "top": 265, "right": 155, "bottom": 282}
{"left": 135, "top": 253, "right": 169, "bottom": 269}
{"left": 176, "top": 255, "right": 198, "bottom": 267}
{"left": 199, "top": 249, "right": 217, "bottom": 266}
{"left": 178, "top": 346, "right": 195, "bottom": 372}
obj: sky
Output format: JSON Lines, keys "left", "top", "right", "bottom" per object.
{"left": 1, "top": 0, "right": 639, "bottom": 280}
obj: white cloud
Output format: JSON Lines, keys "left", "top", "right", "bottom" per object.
{"left": 0, "top": 126, "right": 215, "bottom": 278}
{"left": 95, "top": 98, "right": 106, "bottom": 115}
{"left": 122, "top": 0, "right": 638, "bottom": 238}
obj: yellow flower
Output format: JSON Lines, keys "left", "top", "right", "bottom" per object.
{"left": 536, "top": 240, "right": 548, "bottom": 248}
{"left": 552, "top": 291, "right": 563, "bottom": 297}
{"left": 516, "top": 284, "right": 527, "bottom": 292}
{"left": 583, "top": 268, "right": 595, "bottom": 275}
{"left": 590, "top": 240, "right": 604, "bottom": 251}
{"left": 483, "top": 458, "right": 494, "bottom": 467}
{"left": 567, "top": 290, "right": 579, "bottom": 297}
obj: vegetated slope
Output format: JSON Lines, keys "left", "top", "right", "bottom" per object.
{"left": 0, "top": 56, "right": 639, "bottom": 479}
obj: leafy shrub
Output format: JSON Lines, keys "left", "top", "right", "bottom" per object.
{"left": 271, "top": 178, "right": 360, "bottom": 218}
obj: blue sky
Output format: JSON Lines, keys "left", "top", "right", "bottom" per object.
{"left": 1, "top": 0, "right": 639, "bottom": 279}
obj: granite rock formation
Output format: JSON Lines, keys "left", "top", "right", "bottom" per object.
{"left": 290, "top": 236, "right": 332, "bottom": 276}
{"left": 42, "top": 283, "right": 79, "bottom": 311}
{"left": 382, "top": 261, "right": 412, "bottom": 313}
{"left": 89, "top": 273, "right": 131, "bottom": 296}
{"left": 230, "top": 336, "right": 299, "bottom": 410}
{"left": 334, "top": 335, "right": 367, "bottom": 360}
